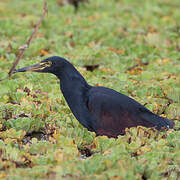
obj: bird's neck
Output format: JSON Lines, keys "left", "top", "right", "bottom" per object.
{"left": 59, "top": 71, "right": 90, "bottom": 102}
{"left": 57, "top": 65, "right": 89, "bottom": 94}
{"left": 56, "top": 66, "right": 92, "bottom": 128}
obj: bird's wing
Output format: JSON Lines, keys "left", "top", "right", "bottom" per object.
{"left": 87, "top": 87, "right": 172, "bottom": 137}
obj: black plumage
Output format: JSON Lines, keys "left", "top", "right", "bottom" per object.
{"left": 15, "top": 56, "right": 174, "bottom": 138}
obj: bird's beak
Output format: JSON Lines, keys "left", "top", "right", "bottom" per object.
{"left": 15, "top": 61, "right": 52, "bottom": 73}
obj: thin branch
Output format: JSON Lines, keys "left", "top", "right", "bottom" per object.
{"left": 8, "top": 0, "right": 48, "bottom": 77}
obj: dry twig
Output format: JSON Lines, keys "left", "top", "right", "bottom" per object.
{"left": 8, "top": 0, "right": 48, "bottom": 77}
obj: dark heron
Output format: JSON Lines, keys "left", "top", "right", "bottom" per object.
{"left": 15, "top": 56, "right": 174, "bottom": 138}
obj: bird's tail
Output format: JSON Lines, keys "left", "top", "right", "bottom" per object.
{"left": 140, "top": 110, "right": 175, "bottom": 130}
{"left": 155, "top": 116, "right": 174, "bottom": 130}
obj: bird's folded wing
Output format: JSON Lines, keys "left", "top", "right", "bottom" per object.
{"left": 87, "top": 89, "right": 173, "bottom": 137}
{"left": 87, "top": 91, "right": 152, "bottom": 136}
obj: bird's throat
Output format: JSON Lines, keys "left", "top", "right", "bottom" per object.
{"left": 58, "top": 67, "right": 91, "bottom": 125}
{"left": 60, "top": 73, "right": 89, "bottom": 110}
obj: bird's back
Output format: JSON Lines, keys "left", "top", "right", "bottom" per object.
{"left": 87, "top": 86, "right": 174, "bottom": 137}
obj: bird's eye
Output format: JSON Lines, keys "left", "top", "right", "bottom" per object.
{"left": 40, "top": 61, "right": 52, "bottom": 68}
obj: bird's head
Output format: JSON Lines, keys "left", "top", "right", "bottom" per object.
{"left": 15, "top": 56, "right": 68, "bottom": 74}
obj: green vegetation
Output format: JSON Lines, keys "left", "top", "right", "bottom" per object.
{"left": 0, "top": 0, "right": 180, "bottom": 179}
